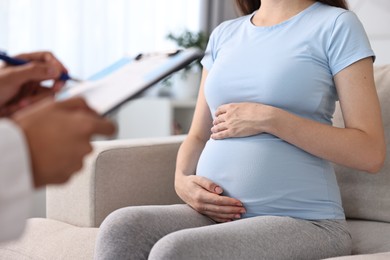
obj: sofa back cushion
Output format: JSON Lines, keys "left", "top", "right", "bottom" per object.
{"left": 333, "top": 65, "right": 390, "bottom": 222}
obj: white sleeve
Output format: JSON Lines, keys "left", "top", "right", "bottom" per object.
{"left": 0, "top": 119, "right": 34, "bottom": 243}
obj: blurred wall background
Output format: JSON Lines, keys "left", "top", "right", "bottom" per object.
{"left": 348, "top": 0, "right": 390, "bottom": 65}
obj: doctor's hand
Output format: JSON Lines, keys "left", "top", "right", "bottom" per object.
{"left": 211, "top": 102, "right": 274, "bottom": 140}
{"left": 12, "top": 97, "right": 116, "bottom": 188}
{"left": 175, "top": 174, "right": 246, "bottom": 223}
{"left": 0, "top": 51, "right": 68, "bottom": 116}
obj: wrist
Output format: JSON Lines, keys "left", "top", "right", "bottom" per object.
{"left": 262, "top": 105, "right": 281, "bottom": 135}
{"left": 174, "top": 171, "right": 187, "bottom": 196}
{"left": 174, "top": 169, "right": 184, "bottom": 182}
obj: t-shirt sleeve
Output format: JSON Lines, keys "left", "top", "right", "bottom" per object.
{"left": 201, "top": 24, "right": 223, "bottom": 71}
{"left": 327, "top": 11, "right": 375, "bottom": 76}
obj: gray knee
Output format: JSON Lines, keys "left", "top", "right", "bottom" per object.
{"left": 98, "top": 207, "right": 147, "bottom": 243}
{"left": 149, "top": 230, "right": 205, "bottom": 260}
{"left": 95, "top": 207, "right": 156, "bottom": 260}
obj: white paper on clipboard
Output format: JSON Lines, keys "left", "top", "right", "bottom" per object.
{"left": 56, "top": 48, "right": 204, "bottom": 116}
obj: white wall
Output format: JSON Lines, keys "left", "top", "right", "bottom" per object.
{"left": 348, "top": 0, "right": 390, "bottom": 65}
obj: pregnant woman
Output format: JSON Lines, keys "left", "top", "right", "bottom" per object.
{"left": 95, "top": 0, "right": 385, "bottom": 259}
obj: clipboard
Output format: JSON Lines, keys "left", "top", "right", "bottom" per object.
{"left": 56, "top": 48, "right": 204, "bottom": 116}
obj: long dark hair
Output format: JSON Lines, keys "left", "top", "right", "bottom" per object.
{"left": 235, "top": 0, "right": 348, "bottom": 15}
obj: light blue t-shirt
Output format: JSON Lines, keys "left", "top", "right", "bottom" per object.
{"left": 197, "top": 2, "right": 374, "bottom": 220}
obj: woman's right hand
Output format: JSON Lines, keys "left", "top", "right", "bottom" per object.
{"left": 175, "top": 174, "right": 246, "bottom": 223}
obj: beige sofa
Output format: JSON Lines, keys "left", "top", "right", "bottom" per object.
{"left": 0, "top": 65, "right": 389, "bottom": 259}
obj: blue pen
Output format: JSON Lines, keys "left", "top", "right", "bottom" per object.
{"left": 0, "top": 51, "right": 80, "bottom": 82}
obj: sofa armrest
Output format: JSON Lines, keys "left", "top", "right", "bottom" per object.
{"left": 46, "top": 135, "right": 186, "bottom": 228}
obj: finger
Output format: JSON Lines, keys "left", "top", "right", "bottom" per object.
{"left": 41, "top": 52, "right": 68, "bottom": 74}
{"left": 19, "top": 91, "right": 55, "bottom": 107}
{"left": 40, "top": 52, "right": 69, "bottom": 83}
{"left": 12, "top": 87, "right": 55, "bottom": 110}
{"left": 215, "top": 106, "right": 227, "bottom": 117}
{"left": 35, "top": 86, "right": 55, "bottom": 95}
{"left": 203, "top": 210, "right": 243, "bottom": 220}
{"left": 211, "top": 130, "right": 230, "bottom": 140}
{"left": 202, "top": 204, "right": 246, "bottom": 215}
{"left": 0, "top": 64, "right": 56, "bottom": 89}
{"left": 9, "top": 63, "right": 60, "bottom": 84}
{"left": 78, "top": 142, "right": 93, "bottom": 157}
{"left": 16, "top": 51, "right": 68, "bottom": 81}
{"left": 213, "top": 115, "right": 225, "bottom": 125}
{"left": 57, "top": 98, "right": 101, "bottom": 118}
{"left": 196, "top": 191, "right": 243, "bottom": 208}
{"left": 195, "top": 176, "right": 224, "bottom": 194}
{"left": 6, "top": 94, "right": 53, "bottom": 117}
{"left": 87, "top": 116, "right": 116, "bottom": 136}
{"left": 19, "top": 83, "right": 40, "bottom": 97}
{"left": 210, "top": 195, "right": 244, "bottom": 207}
{"left": 51, "top": 80, "right": 66, "bottom": 92}
{"left": 16, "top": 51, "right": 58, "bottom": 62}
{"left": 211, "top": 123, "right": 227, "bottom": 134}
{"left": 63, "top": 161, "right": 84, "bottom": 180}
{"left": 56, "top": 98, "right": 116, "bottom": 136}
{"left": 2, "top": 82, "right": 42, "bottom": 111}
{"left": 56, "top": 97, "right": 90, "bottom": 110}
{"left": 16, "top": 51, "right": 68, "bottom": 72}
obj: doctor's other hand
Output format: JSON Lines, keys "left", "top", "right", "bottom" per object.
{"left": 175, "top": 174, "right": 246, "bottom": 223}
{"left": 11, "top": 97, "right": 116, "bottom": 188}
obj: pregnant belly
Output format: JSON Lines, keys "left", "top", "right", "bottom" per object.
{"left": 196, "top": 135, "right": 338, "bottom": 218}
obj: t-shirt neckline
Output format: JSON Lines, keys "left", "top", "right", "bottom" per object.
{"left": 248, "top": 2, "right": 320, "bottom": 31}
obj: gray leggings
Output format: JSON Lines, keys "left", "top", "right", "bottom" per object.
{"left": 94, "top": 204, "right": 351, "bottom": 260}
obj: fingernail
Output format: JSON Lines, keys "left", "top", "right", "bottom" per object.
{"left": 214, "top": 186, "right": 223, "bottom": 194}
{"left": 235, "top": 214, "right": 241, "bottom": 219}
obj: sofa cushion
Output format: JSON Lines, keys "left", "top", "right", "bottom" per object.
{"left": 0, "top": 218, "right": 98, "bottom": 260}
{"left": 325, "top": 252, "right": 390, "bottom": 260}
{"left": 347, "top": 220, "right": 390, "bottom": 255}
{"left": 333, "top": 65, "right": 390, "bottom": 223}
{"left": 94, "top": 142, "right": 183, "bottom": 226}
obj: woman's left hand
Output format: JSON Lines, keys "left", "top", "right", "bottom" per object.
{"left": 211, "top": 102, "right": 273, "bottom": 140}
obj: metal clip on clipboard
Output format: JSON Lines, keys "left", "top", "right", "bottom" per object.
{"left": 134, "top": 49, "right": 182, "bottom": 61}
